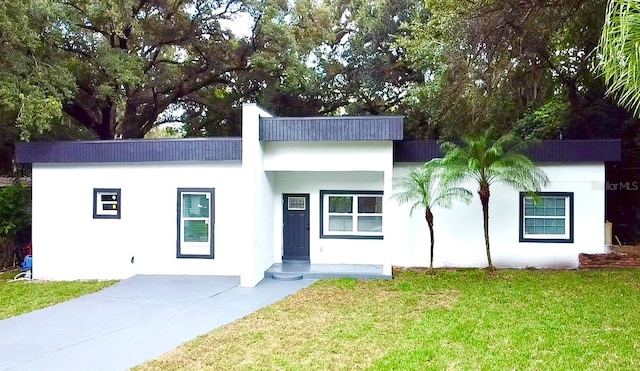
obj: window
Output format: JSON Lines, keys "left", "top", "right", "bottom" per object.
{"left": 177, "top": 188, "right": 214, "bottom": 258}
{"left": 519, "top": 192, "right": 573, "bottom": 243}
{"left": 320, "top": 191, "right": 383, "bottom": 239}
{"left": 93, "top": 188, "right": 121, "bottom": 219}
{"left": 288, "top": 196, "right": 306, "bottom": 210}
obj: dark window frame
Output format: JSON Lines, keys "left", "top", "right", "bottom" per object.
{"left": 519, "top": 192, "right": 574, "bottom": 243}
{"left": 320, "top": 190, "right": 384, "bottom": 240}
{"left": 177, "top": 188, "right": 215, "bottom": 259}
{"left": 93, "top": 188, "right": 121, "bottom": 219}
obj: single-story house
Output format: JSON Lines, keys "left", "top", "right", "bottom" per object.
{"left": 15, "top": 104, "right": 621, "bottom": 286}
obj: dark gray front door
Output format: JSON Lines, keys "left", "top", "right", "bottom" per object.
{"left": 283, "top": 194, "right": 310, "bottom": 261}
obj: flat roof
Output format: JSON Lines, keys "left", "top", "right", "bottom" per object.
{"left": 15, "top": 137, "right": 621, "bottom": 165}
{"left": 259, "top": 116, "right": 404, "bottom": 141}
{"left": 15, "top": 138, "right": 242, "bottom": 164}
{"left": 394, "top": 139, "right": 622, "bottom": 163}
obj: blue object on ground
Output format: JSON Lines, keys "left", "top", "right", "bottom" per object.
{"left": 21, "top": 255, "right": 32, "bottom": 272}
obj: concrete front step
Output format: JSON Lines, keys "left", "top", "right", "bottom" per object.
{"left": 271, "top": 273, "right": 304, "bottom": 281}
{"left": 265, "top": 263, "right": 392, "bottom": 280}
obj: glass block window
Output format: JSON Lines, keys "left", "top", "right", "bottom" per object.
{"left": 520, "top": 192, "right": 573, "bottom": 243}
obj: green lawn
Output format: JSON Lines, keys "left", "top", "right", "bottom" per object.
{"left": 138, "top": 269, "right": 640, "bottom": 370}
{"left": 0, "top": 270, "right": 116, "bottom": 320}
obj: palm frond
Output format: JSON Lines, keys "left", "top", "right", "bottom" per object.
{"left": 434, "top": 142, "right": 474, "bottom": 186}
{"left": 487, "top": 152, "right": 550, "bottom": 191}
{"left": 392, "top": 165, "right": 471, "bottom": 216}
{"left": 438, "top": 129, "right": 549, "bottom": 191}
{"left": 432, "top": 187, "right": 473, "bottom": 208}
{"left": 598, "top": 0, "right": 640, "bottom": 116}
{"left": 392, "top": 167, "right": 433, "bottom": 216}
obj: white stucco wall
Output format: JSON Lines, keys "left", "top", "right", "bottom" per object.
{"left": 31, "top": 161, "right": 244, "bottom": 280}
{"left": 241, "top": 103, "right": 276, "bottom": 287}
{"left": 388, "top": 162, "right": 606, "bottom": 269}
{"left": 263, "top": 141, "right": 392, "bottom": 171}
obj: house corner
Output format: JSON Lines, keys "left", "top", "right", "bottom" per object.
{"left": 240, "top": 103, "right": 275, "bottom": 287}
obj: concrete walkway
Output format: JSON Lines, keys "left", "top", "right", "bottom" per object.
{"left": 0, "top": 275, "right": 315, "bottom": 371}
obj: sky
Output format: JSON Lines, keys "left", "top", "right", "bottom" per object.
{"left": 219, "top": 12, "right": 254, "bottom": 38}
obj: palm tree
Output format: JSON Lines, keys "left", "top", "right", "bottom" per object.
{"left": 598, "top": 0, "right": 640, "bottom": 115}
{"left": 392, "top": 166, "right": 472, "bottom": 270}
{"left": 431, "top": 130, "right": 549, "bottom": 269}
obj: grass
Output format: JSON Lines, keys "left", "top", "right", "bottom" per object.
{"left": 0, "top": 269, "right": 116, "bottom": 320}
{"left": 137, "top": 269, "right": 640, "bottom": 370}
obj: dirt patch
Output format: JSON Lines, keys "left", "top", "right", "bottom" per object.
{"left": 608, "top": 245, "right": 640, "bottom": 256}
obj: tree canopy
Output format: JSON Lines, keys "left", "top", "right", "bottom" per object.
{"left": 2, "top": 0, "right": 633, "bottom": 142}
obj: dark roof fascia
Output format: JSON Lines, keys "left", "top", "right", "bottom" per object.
{"left": 15, "top": 137, "right": 242, "bottom": 164}
{"left": 393, "top": 139, "right": 622, "bottom": 163}
{"left": 16, "top": 137, "right": 621, "bottom": 165}
{"left": 260, "top": 116, "right": 404, "bottom": 141}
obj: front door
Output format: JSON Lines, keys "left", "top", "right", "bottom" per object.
{"left": 283, "top": 194, "right": 310, "bottom": 261}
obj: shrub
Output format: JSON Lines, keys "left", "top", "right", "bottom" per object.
{"left": 0, "top": 183, "right": 31, "bottom": 268}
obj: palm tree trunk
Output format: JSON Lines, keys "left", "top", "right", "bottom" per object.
{"left": 478, "top": 183, "right": 493, "bottom": 268}
{"left": 426, "top": 209, "right": 435, "bottom": 270}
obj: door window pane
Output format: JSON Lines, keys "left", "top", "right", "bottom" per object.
{"left": 288, "top": 197, "right": 306, "bottom": 210}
